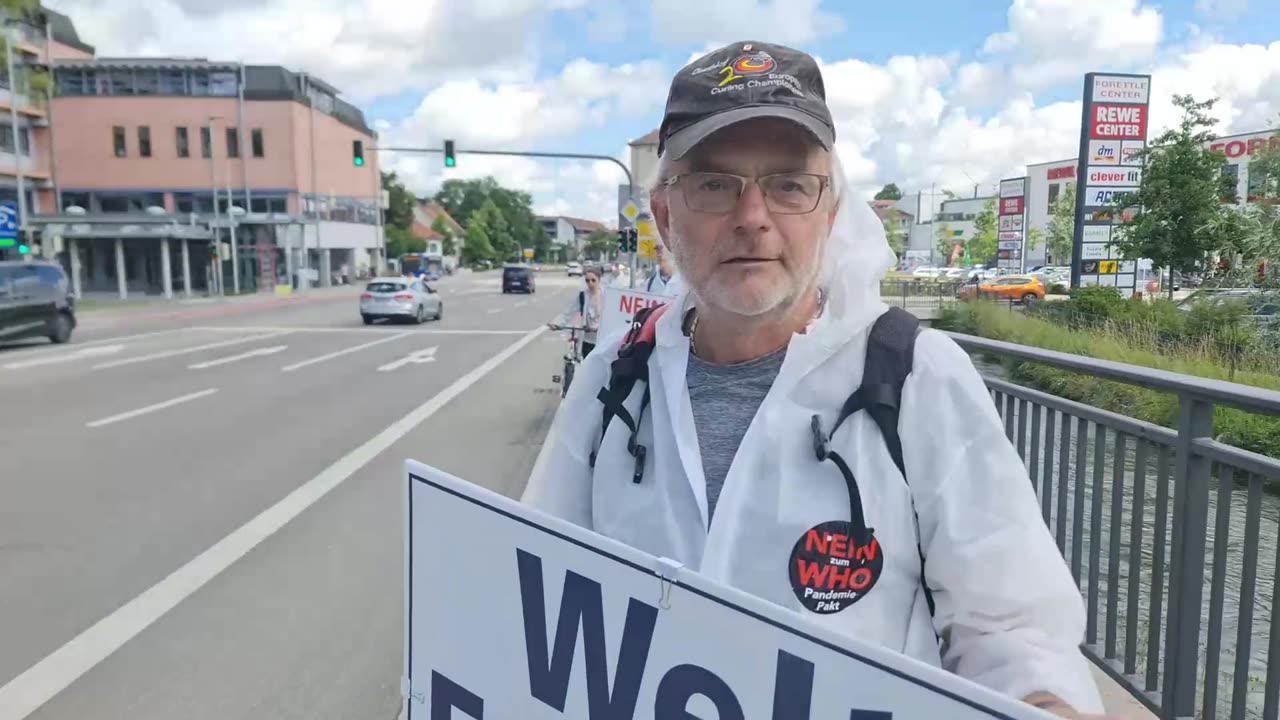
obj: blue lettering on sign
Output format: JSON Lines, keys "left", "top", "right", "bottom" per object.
{"left": 516, "top": 548, "right": 658, "bottom": 718}
{"left": 409, "top": 549, "right": 903, "bottom": 719}
{"left": 431, "top": 671, "right": 484, "bottom": 719}
{"left": 0, "top": 201, "right": 17, "bottom": 241}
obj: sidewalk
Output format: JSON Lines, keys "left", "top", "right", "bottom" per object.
{"left": 75, "top": 285, "right": 358, "bottom": 329}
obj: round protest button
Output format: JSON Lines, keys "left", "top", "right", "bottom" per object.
{"left": 788, "top": 520, "right": 883, "bottom": 614}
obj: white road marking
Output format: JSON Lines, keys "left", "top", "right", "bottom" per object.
{"left": 377, "top": 346, "right": 437, "bottom": 372}
{"left": 92, "top": 332, "right": 291, "bottom": 370}
{"left": 187, "top": 345, "right": 288, "bottom": 370}
{"left": 85, "top": 389, "right": 218, "bottom": 429}
{"left": 486, "top": 308, "right": 502, "bottom": 314}
{"left": 193, "top": 325, "right": 532, "bottom": 335}
{"left": 514, "top": 301, "right": 529, "bottom": 308}
{"left": 2, "top": 345, "right": 125, "bottom": 370}
{"left": 280, "top": 332, "right": 410, "bottom": 372}
{"left": 0, "top": 327, "right": 547, "bottom": 720}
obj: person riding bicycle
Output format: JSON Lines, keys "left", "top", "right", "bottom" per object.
{"left": 549, "top": 266, "right": 604, "bottom": 357}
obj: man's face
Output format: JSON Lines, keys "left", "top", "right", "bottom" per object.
{"left": 655, "top": 242, "right": 674, "bottom": 277}
{"left": 652, "top": 118, "right": 837, "bottom": 317}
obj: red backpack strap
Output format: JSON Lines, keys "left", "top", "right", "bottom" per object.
{"left": 620, "top": 302, "right": 670, "bottom": 349}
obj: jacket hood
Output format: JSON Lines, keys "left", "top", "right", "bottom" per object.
{"left": 810, "top": 151, "right": 897, "bottom": 338}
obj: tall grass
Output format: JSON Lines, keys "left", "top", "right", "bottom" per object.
{"left": 938, "top": 301, "right": 1280, "bottom": 458}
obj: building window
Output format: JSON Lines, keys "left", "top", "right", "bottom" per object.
{"left": 200, "top": 125, "right": 211, "bottom": 158}
{"left": 55, "top": 69, "right": 88, "bottom": 96}
{"left": 137, "top": 126, "right": 152, "bottom": 158}
{"left": 0, "top": 124, "right": 29, "bottom": 155}
{"left": 251, "top": 128, "right": 264, "bottom": 158}
{"left": 1221, "top": 164, "right": 1241, "bottom": 202}
{"left": 134, "top": 69, "right": 160, "bottom": 95}
{"left": 112, "top": 125, "right": 126, "bottom": 157}
{"left": 159, "top": 70, "right": 186, "bottom": 94}
{"left": 209, "top": 71, "right": 238, "bottom": 96}
{"left": 61, "top": 192, "right": 91, "bottom": 212}
{"left": 189, "top": 70, "right": 210, "bottom": 95}
{"left": 1047, "top": 183, "right": 1060, "bottom": 212}
{"left": 176, "top": 126, "right": 189, "bottom": 158}
{"left": 226, "top": 127, "right": 239, "bottom": 158}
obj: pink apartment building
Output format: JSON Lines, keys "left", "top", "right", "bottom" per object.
{"left": 21, "top": 35, "right": 383, "bottom": 298}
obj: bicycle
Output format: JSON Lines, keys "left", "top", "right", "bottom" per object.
{"left": 548, "top": 324, "right": 586, "bottom": 398}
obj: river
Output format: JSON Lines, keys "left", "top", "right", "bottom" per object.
{"left": 971, "top": 357, "right": 1278, "bottom": 720}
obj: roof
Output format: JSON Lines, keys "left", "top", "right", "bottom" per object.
{"left": 561, "top": 216, "right": 607, "bottom": 233}
{"left": 415, "top": 201, "right": 464, "bottom": 234}
{"left": 628, "top": 129, "right": 659, "bottom": 147}
{"left": 40, "top": 8, "right": 95, "bottom": 54}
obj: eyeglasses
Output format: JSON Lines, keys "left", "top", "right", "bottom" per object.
{"left": 585, "top": 277, "right": 598, "bottom": 284}
{"left": 664, "top": 171, "right": 830, "bottom": 215}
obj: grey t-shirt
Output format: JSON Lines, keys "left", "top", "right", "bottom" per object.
{"left": 686, "top": 347, "right": 787, "bottom": 523}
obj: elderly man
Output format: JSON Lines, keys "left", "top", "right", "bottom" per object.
{"left": 524, "top": 40, "right": 1107, "bottom": 718}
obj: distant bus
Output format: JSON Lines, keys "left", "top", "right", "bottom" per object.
{"left": 398, "top": 253, "right": 444, "bottom": 278}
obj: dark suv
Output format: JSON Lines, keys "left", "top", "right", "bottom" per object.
{"left": 0, "top": 261, "right": 76, "bottom": 345}
{"left": 502, "top": 265, "right": 535, "bottom": 294}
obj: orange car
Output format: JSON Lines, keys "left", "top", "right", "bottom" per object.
{"left": 974, "top": 275, "right": 1045, "bottom": 302}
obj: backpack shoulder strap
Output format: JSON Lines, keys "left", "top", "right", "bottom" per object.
{"left": 578, "top": 290, "right": 585, "bottom": 314}
{"left": 589, "top": 303, "right": 670, "bottom": 471}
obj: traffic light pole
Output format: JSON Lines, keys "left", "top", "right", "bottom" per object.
{"left": 371, "top": 146, "right": 639, "bottom": 288}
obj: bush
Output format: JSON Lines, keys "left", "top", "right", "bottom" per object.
{"left": 1048, "top": 283, "right": 1069, "bottom": 295}
{"left": 935, "top": 301, "right": 1280, "bottom": 459}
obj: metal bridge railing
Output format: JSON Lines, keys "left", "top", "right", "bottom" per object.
{"left": 948, "top": 333, "right": 1280, "bottom": 720}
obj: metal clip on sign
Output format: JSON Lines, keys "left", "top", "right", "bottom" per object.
{"left": 654, "top": 557, "right": 683, "bottom": 610}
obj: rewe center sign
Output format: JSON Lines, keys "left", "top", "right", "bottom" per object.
{"left": 404, "top": 461, "right": 1051, "bottom": 720}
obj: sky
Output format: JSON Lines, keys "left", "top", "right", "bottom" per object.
{"left": 45, "top": 0, "right": 1280, "bottom": 224}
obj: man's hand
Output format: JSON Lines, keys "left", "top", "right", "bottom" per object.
{"left": 1023, "top": 692, "right": 1125, "bottom": 720}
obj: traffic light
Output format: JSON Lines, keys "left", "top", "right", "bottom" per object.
{"left": 616, "top": 227, "right": 637, "bottom": 253}
{"left": 352, "top": 139, "right": 365, "bottom": 167}
{"left": 17, "top": 243, "right": 29, "bottom": 255}
{"left": 444, "top": 139, "right": 456, "bottom": 168}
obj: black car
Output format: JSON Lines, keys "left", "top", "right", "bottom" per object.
{"left": 502, "top": 265, "right": 536, "bottom": 294}
{"left": 0, "top": 261, "right": 76, "bottom": 345}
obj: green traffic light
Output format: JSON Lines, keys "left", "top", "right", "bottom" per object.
{"left": 17, "top": 243, "right": 29, "bottom": 255}
{"left": 445, "top": 157, "right": 455, "bottom": 168}
{"left": 354, "top": 156, "right": 365, "bottom": 167}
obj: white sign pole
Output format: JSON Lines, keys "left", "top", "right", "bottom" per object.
{"left": 404, "top": 461, "right": 1053, "bottom": 720}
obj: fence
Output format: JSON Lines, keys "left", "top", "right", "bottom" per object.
{"left": 879, "top": 280, "right": 962, "bottom": 315}
{"left": 949, "top": 332, "right": 1280, "bottom": 720}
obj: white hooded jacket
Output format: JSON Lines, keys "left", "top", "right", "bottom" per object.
{"left": 523, "top": 170, "right": 1103, "bottom": 713}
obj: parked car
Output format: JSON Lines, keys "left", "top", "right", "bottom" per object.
{"left": 975, "top": 275, "right": 1046, "bottom": 303}
{"left": 0, "top": 260, "right": 76, "bottom": 345}
{"left": 566, "top": 261, "right": 583, "bottom": 277}
{"left": 359, "top": 277, "right": 442, "bottom": 325}
{"left": 502, "top": 264, "right": 536, "bottom": 294}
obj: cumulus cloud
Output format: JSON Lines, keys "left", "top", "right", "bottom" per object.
{"left": 650, "top": 0, "right": 844, "bottom": 47}
{"left": 45, "top": 0, "right": 590, "bottom": 100}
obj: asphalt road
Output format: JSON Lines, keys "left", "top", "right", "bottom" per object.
{"left": 0, "top": 270, "right": 581, "bottom": 719}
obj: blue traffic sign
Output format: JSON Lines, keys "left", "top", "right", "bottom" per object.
{"left": 0, "top": 201, "right": 18, "bottom": 241}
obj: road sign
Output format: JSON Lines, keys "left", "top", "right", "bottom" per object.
{"left": 636, "top": 219, "right": 658, "bottom": 260}
{"left": 523, "top": 248, "right": 534, "bottom": 260}
{"left": 406, "top": 462, "right": 1046, "bottom": 720}
{"left": 622, "top": 201, "right": 640, "bottom": 223}
{"left": 0, "top": 201, "right": 18, "bottom": 248}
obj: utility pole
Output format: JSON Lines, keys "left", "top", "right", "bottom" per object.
{"left": 5, "top": 25, "right": 29, "bottom": 256}
{"left": 207, "top": 117, "right": 224, "bottom": 296}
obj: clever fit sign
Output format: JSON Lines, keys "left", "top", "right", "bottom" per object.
{"left": 1071, "top": 73, "right": 1151, "bottom": 296}
{"left": 997, "top": 176, "right": 1027, "bottom": 270}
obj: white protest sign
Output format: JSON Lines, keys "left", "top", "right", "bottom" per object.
{"left": 600, "top": 285, "right": 667, "bottom": 341}
{"left": 404, "top": 461, "right": 1051, "bottom": 720}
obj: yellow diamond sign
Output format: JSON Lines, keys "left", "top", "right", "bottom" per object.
{"left": 622, "top": 201, "right": 640, "bottom": 223}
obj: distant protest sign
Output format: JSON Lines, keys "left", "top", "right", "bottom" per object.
{"left": 600, "top": 285, "right": 666, "bottom": 340}
{"left": 403, "top": 460, "right": 1048, "bottom": 720}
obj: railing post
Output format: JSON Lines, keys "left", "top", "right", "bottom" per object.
{"left": 1161, "top": 394, "right": 1214, "bottom": 720}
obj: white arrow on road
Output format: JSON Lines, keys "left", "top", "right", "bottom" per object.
{"left": 2, "top": 344, "right": 125, "bottom": 370}
{"left": 377, "top": 346, "right": 437, "bottom": 372}
{"left": 188, "top": 345, "right": 288, "bottom": 370}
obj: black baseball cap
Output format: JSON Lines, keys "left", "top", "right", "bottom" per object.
{"left": 658, "top": 41, "right": 835, "bottom": 159}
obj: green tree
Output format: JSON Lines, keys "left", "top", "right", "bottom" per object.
{"left": 473, "top": 199, "right": 515, "bottom": 260}
{"left": 935, "top": 223, "right": 956, "bottom": 265}
{"left": 879, "top": 206, "right": 905, "bottom": 255}
{"left": 430, "top": 215, "right": 457, "bottom": 257}
{"left": 583, "top": 229, "right": 615, "bottom": 261}
{"left": 380, "top": 171, "right": 416, "bottom": 231}
{"left": 1106, "top": 94, "right": 1248, "bottom": 297}
{"left": 1026, "top": 227, "right": 1045, "bottom": 252}
{"left": 966, "top": 198, "right": 997, "bottom": 265}
{"left": 1046, "top": 182, "right": 1076, "bottom": 265}
{"left": 874, "top": 183, "right": 903, "bottom": 201}
{"left": 384, "top": 226, "right": 423, "bottom": 259}
{"left": 433, "top": 177, "right": 548, "bottom": 259}
{"left": 461, "top": 216, "right": 495, "bottom": 264}
{"left": 1225, "top": 126, "right": 1280, "bottom": 286}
